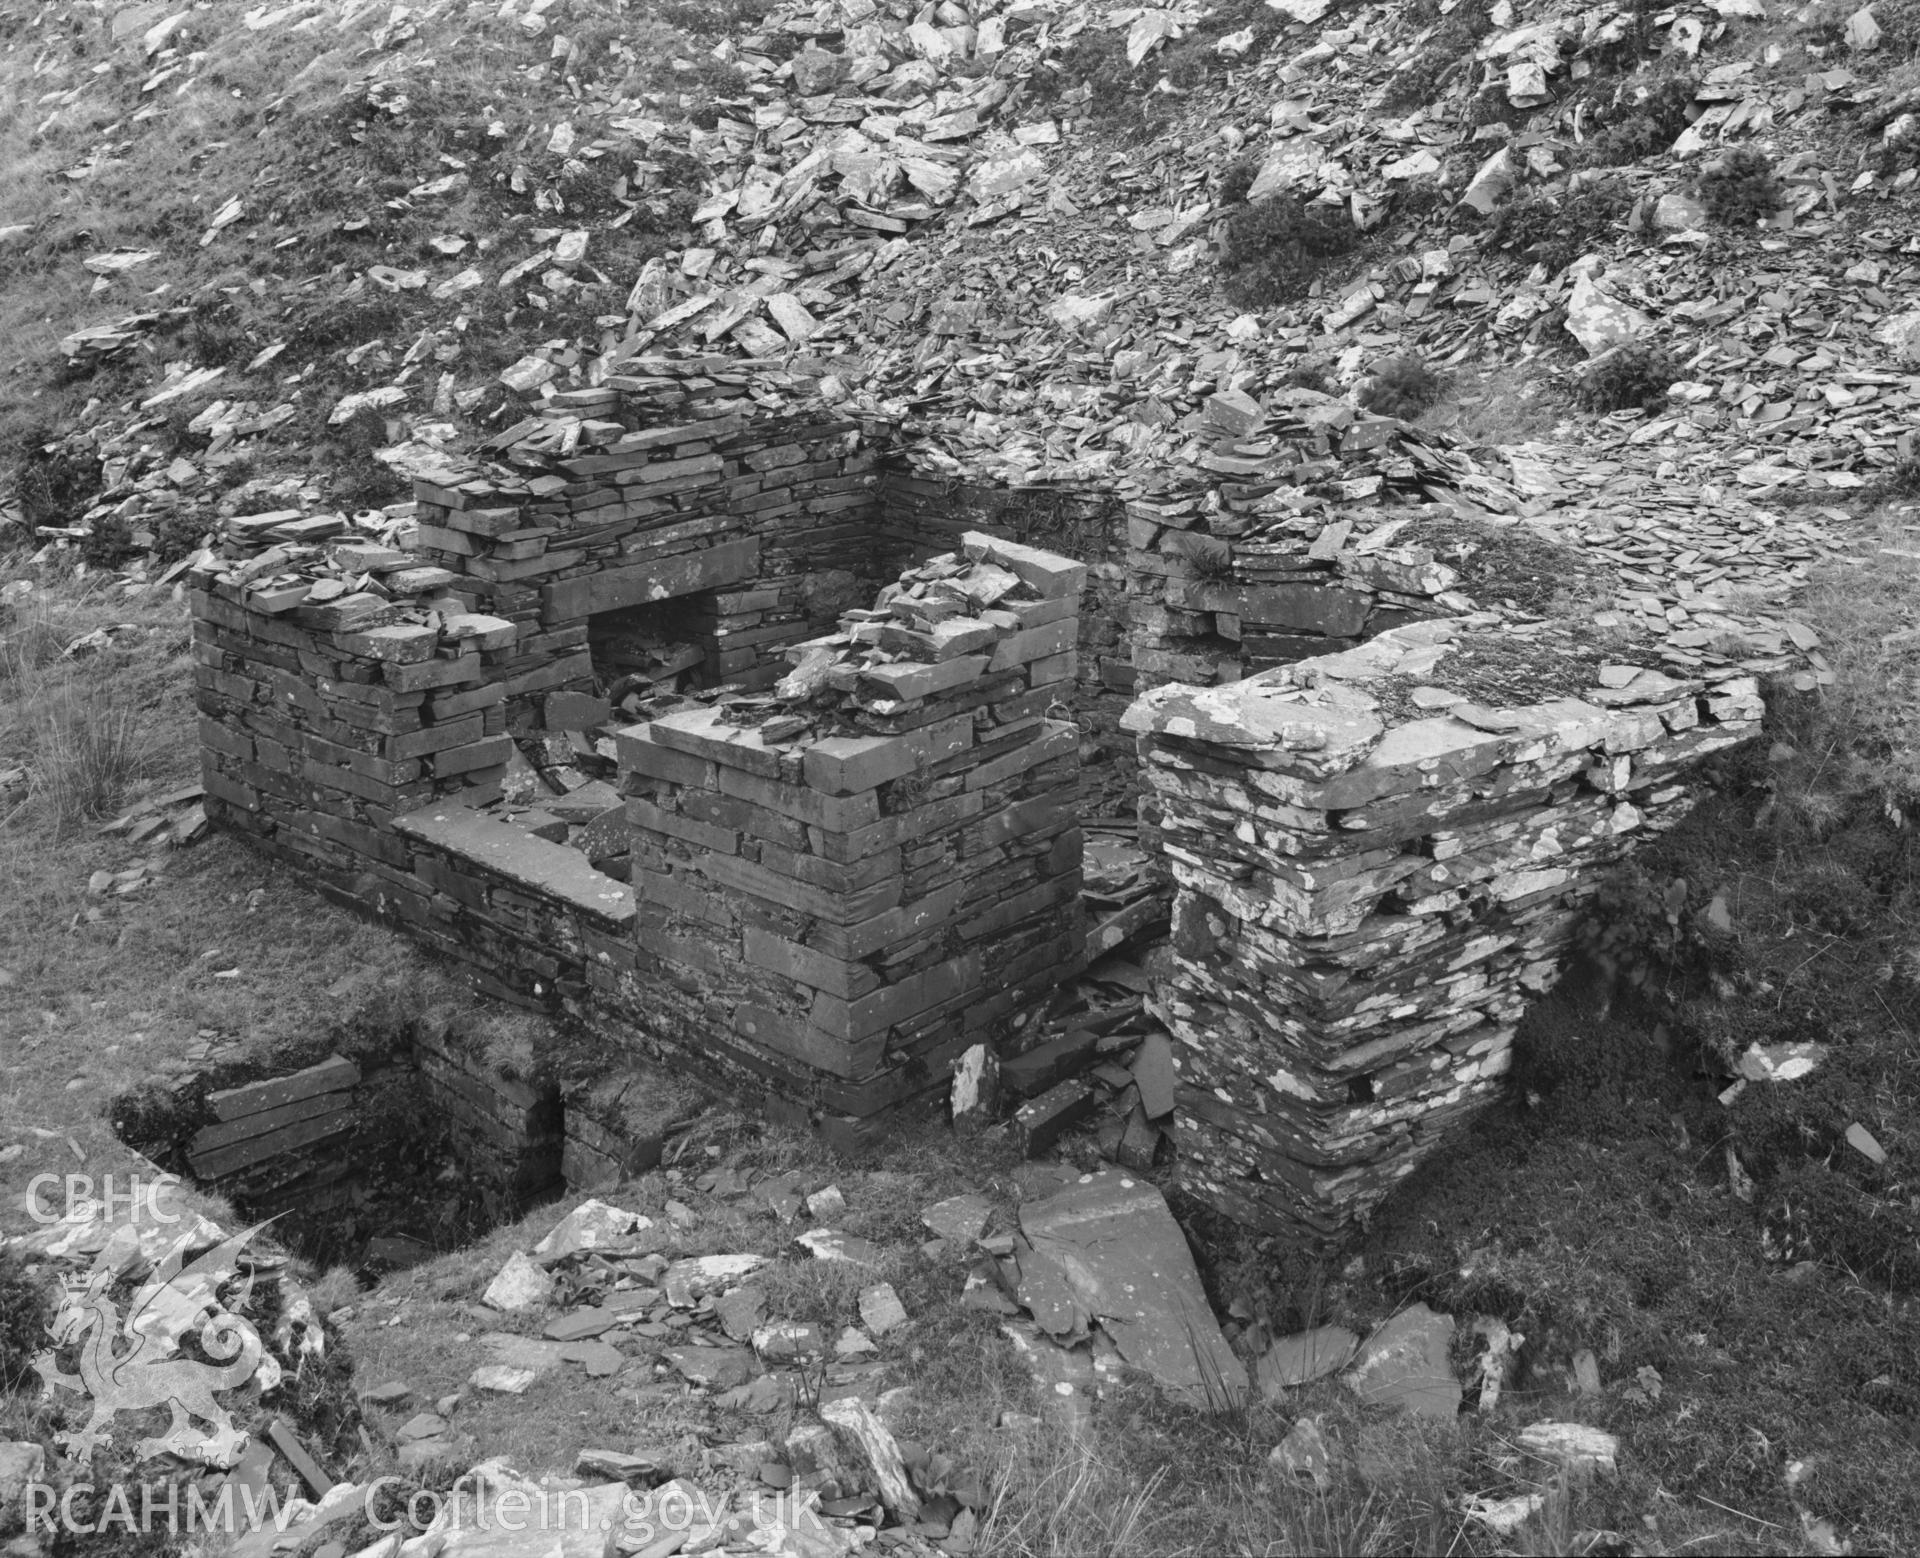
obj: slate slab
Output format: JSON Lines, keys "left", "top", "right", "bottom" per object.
{"left": 1019, "top": 1172, "right": 1248, "bottom": 1405}
{"left": 664, "top": 1345, "right": 757, "bottom": 1390}
{"left": 1256, "top": 1326, "right": 1361, "bottom": 1395}
{"left": 921, "top": 1191, "right": 998, "bottom": 1244}
{"left": 1344, "top": 1304, "right": 1461, "bottom": 1420}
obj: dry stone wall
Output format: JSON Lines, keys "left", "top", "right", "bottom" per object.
{"left": 1118, "top": 393, "right": 1497, "bottom": 695}
{"left": 193, "top": 471, "right": 1091, "bottom": 1145}
{"left": 1125, "top": 620, "right": 1765, "bottom": 1242}
{"left": 599, "top": 534, "right": 1086, "bottom": 1133}
{"left": 410, "top": 368, "right": 888, "bottom": 727}
{"left": 126, "top": 1025, "right": 565, "bottom": 1241}
{"left": 876, "top": 468, "right": 1134, "bottom": 815}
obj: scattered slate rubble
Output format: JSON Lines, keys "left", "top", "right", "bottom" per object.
{"left": 8, "top": 1164, "right": 1655, "bottom": 1558}
{"left": 96, "top": 782, "right": 208, "bottom": 851}
{"left": 17, "top": 0, "right": 1916, "bottom": 592}
{"left": 10, "top": 1198, "right": 339, "bottom": 1510}
{"left": 338, "top": 1178, "right": 1258, "bottom": 1556}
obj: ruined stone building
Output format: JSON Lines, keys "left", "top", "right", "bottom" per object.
{"left": 188, "top": 356, "right": 1767, "bottom": 1242}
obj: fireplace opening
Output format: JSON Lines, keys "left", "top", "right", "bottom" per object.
{"left": 589, "top": 594, "right": 716, "bottom": 721}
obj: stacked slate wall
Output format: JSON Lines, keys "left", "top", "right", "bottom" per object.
{"left": 1123, "top": 494, "right": 1471, "bottom": 691}
{"left": 599, "top": 534, "right": 1086, "bottom": 1136}
{"left": 877, "top": 465, "right": 1134, "bottom": 815}
{"left": 1124, "top": 622, "right": 1765, "bottom": 1242}
{"left": 133, "top": 1032, "right": 564, "bottom": 1229}
{"left": 193, "top": 538, "right": 639, "bottom": 1011}
{"left": 410, "top": 379, "right": 887, "bottom": 725}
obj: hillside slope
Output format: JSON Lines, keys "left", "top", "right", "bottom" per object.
{"left": 2, "top": 0, "right": 1917, "bottom": 572}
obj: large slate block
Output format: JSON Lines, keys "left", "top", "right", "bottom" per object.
{"left": 541, "top": 537, "right": 760, "bottom": 621}
{"left": 396, "top": 804, "right": 638, "bottom": 925}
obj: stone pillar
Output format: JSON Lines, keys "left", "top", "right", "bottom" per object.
{"left": 605, "top": 534, "right": 1086, "bottom": 1136}
{"left": 1124, "top": 621, "right": 1763, "bottom": 1242}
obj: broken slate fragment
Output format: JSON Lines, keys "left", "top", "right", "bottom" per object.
{"left": 820, "top": 1397, "right": 921, "bottom": 1519}
{"left": 858, "top": 1283, "right": 908, "bottom": 1337}
{"left": 477, "top": 1333, "right": 567, "bottom": 1375}
{"left": 1019, "top": 1172, "right": 1248, "bottom": 1405}
{"left": 1846, "top": 1123, "right": 1888, "bottom": 1165}
{"left": 950, "top": 1042, "right": 999, "bottom": 1123}
{"left": 662, "top": 1253, "right": 767, "bottom": 1305}
{"left": 481, "top": 1252, "right": 552, "bottom": 1312}
{"left": 795, "top": 1229, "right": 883, "bottom": 1266}
{"left": 574, "top": 1449, "right": 666, "bottom": 1484}
{"left": 544, "top": 1307, "right": 616, "bottom": 1343}
{"left": 1013, "top": 1239, "right": 1087, "bottom": 1340}
{"left": 713, "top": 1285, "right": 769, "bottom": 1341}
{"left": 1256, "top": 1326, "right": 1360, "bottom": 1395}
{"left": 664, "top": 1346, "right": 757, "bottom": 1390}
{"left": 961, "top": 1267, "right": 1019, "bottom": 1316}
{"left": 532, "top": 1199, "right": 656, "bottom": 1264}
{"left": 1344, "top": 1304, "right": 1460, "bottom": 1420}
{"left": 1129, "top": 1031, "right": 1178, "bottom": 1120}
{"left": 1565, "top": 268, "right": 1655, "bottom": 358}
{"left": 999, "top": 1320, "right": 1095, "bottom": 1432}
{"left": 1269, "top": 1415, "right": 1334, "bottom": 1492}
{"left": 467, "top": 1365, "right": 539, "bottom": 1396}
{"left": 752, "top": 1321, "right": 826, "bottom": 1361}
{"left": 1736, "top": 1041, "right": 1826, "bottom": 1082}
{"left": 559, "top": 1339, "right": 624, "bottom": 1378}
{"left": 1516, "top": 1421, "right": 1619, "bottom": 1480}
{"left": 1013, "top": 1079, "right": 1097, "bottom": 1158}
{"left": 922, "top": 1194, "right": 994, "bottom": 1246}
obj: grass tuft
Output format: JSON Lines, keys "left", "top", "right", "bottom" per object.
{"left": 0, "top": 1245, "right": 53, "bottom": 1391}
{"left": 28, "top": 680, "right": 154, "bottom": 833}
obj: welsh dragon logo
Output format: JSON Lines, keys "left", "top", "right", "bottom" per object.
{"left": 33, "top": 1222, "right": 268, "bottom": 1468}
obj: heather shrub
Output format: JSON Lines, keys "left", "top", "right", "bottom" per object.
{"left": 1219, "top": 197, "right": 1357, "bottom": 305}
{"left": 1217, "top": 154, "right": 1258, "bottom": 208}
{"left": 1382, "top": 0, "right": 1493, "bottom": 111}
{"left": 1481, "top": 176, "right": 1634, "bottom": 274}
{"left": 1574, "top": 341, "right": 1683, "bottom": 413}
{"left": 1700, "top": 147, "right": 1787, "bottom": 225}
{"left": 1358, "top": 355, "right": 1445, "bottom": 419}
{"left": 1578, "top": 72, "right": 1698, "bottom": 165}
